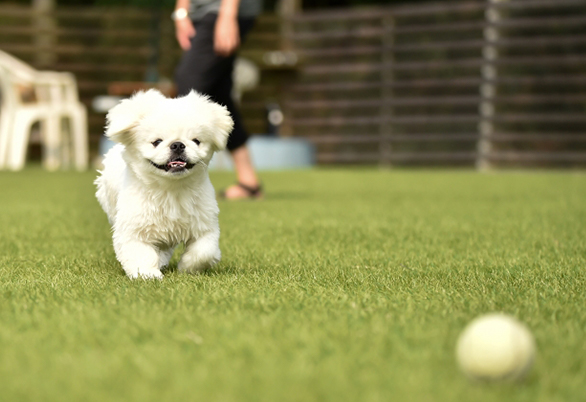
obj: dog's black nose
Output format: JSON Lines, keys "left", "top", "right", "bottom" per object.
{"left": 170, "top": 142, "right": 186, "bottom": 152}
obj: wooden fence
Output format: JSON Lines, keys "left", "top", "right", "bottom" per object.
{"left": 0, "top": 0, "right": 585, "bottom": 167}
{"left": 0, "top": 4, "right": 284, "bottom": 160}
{"left": 289, "top": 0, "right": 586, "bottom": 167}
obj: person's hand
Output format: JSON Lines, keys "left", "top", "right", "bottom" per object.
{"left": 214, "top": 13, "right": 240, "bottom": 56}
{"left": 175, "top": 18, "right": 196, "bottom": 50}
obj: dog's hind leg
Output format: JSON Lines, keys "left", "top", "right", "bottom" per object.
{"left": 178, "top": 231, "right": 221, "bottom": 274}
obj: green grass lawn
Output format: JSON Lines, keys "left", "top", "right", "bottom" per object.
{"left": 0, "top": 167, "right": 584, "bottom": 402}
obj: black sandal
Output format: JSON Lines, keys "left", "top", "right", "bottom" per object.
{"left": 219, "top": 182, "right": 263, "bottom": 200}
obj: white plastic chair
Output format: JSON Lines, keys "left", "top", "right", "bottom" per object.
{"left": 0, "top": 50, "right": 88, "bottom": 171}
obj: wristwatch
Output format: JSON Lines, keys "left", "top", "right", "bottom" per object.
{"left": 171, "top": 8, "right": 188, "bottom": 21}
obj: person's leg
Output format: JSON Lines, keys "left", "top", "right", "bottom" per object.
{"left": 210, "top": 68, "right": 261, "bottom": 198}
{"left": 175, "top": 14, "right": 224, "bottom": 96}
{"left": 175, "top": 15, "right": 261, "bottom": 199}
{"left": 206, "top": 59, "right": 247, "bottom": 150}
{"left": 208, "top": 69, "right": 259, "bottom": 191}
{"left": 222, "top": 146, "right": 262, "bottom": 198}
{"left": 176, "top": 14, "right": 255, "bottom": 101}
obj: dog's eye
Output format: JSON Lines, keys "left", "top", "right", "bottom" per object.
{"left": 152, "top": 139, "right": 163, "bottom": 147}
{"left": 192, "top": 138, "right": 201, "bottom": 146}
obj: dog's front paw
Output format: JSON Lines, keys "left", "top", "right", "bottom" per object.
{"left": 115, "top": 240, "right": 165, "bottom": 280}
{"left": 127, "top": 267, "right": 164, "bottom": 280}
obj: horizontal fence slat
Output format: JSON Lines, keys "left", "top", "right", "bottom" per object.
{"left": 293, "top": 113, "right": 586, "bottom": 127}
{"left": 389, "top": 152, "right": 478, "bottom": 162}
{"left": 391, "top": 0, "right": 586, "bottom": 16}
{"left": 493, "top": 114, "right": 586, "bottom": 123}
{"left": 317, "top": 153, "right": 380, "bottom": 163}
{"left": 305, "top": 133, "right": 586, "bottom": 145}
{"left": 307, "top": 134, "right": 479, "bottom": 143}
{"left": 317, "top": 152, "right": 478, "bottom": 164}
{"left": 492, "top": 133, "right": 586, "bottom": 142}
{"left": 298, "top": 34, "right": 586, "bottom": 58}
{"left": 287, "top": 95, "right": 586, "bottom": 110}
{"left": 0, "top": 45, "right": 154, "bottom": 56}
{"left": 291, "top": 75, "right": 586, "bottom": 93}
{"left": 53, "top": 7, "right": 154, "bottom": 19}
{"left": 318, "top": 150, "right": 586, "bottom": 164}
{"left": 304, "top": 56, "right": 586, "bottom": 75}
{"left": 50, "top": 63, "right": 146, "bottom": 73}
{"left": 290, "top": 7, "right": 388, "bottom": 23}
{"left": 491, "top": 0, "right": 586, "bottom": 11}
{"left": 294, "top": 115, "right": 479, "bottom": 126}
{"left": 299, "top": 46, "right": 381, "bottom": 58}
{"left": 489, "top": 152, "right": 586, "bottom": 162}
{"left": 393, "top": 35, "right": 586, "bottom": 53}
{"left": 0, "top": 26, "right": 153, "bottom": 38}
{"left": 292, "top": 27, "right": 383, "bottom": 41}
{"left": 295, "top": 32, "right": 586, "bottom": 50}
{"left": 394, "top": 21, "right": 482, "bottom": 35}
{"left": 380, "top": 2, "right": 485, "bottom": 17}
{"left": 288, "top": 1, "right": 586, "bottom": 23}
{"left": 492, "top": 15, "right": 586, "bottom": 30}
{"left": 380, "top": 16, "right": 586, "bottom": 35}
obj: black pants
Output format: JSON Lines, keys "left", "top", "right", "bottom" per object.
{"left": 175, "top": 13, "right": 256, "bottom": 151}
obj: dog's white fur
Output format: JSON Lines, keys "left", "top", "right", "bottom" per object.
{"left": 95, "top": 89, "right": 233, "bottom": 279}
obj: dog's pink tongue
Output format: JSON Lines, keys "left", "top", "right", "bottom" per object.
{"left": 168, "top": 161, "right": 187, "bottom": 168}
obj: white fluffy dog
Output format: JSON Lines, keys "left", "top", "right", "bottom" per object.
{"left": 95, "top": 89, "right": 233, "bottom": 279}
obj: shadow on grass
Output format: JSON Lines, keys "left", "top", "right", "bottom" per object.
{"left": 162, "top": 261, "right": 239, "bottom": 277}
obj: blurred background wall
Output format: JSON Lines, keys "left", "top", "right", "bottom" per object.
{"left": 1, "top": 0, "right": 586, "bottom": 168}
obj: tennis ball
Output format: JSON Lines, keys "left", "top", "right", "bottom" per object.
{"left": 456, "top": 313, "right": 536, "bottom": 381}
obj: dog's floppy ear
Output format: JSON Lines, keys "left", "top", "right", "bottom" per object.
{"left": 182, "top": 91, "right": 234, "bottom": 151}
{"left": 209, "top": 101, "right": 234, "bottom": 151}
{"left": 105, "top": 89, "right": 166, "bottom": 144}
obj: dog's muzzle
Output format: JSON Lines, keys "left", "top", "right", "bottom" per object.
{"left": 150, "top": 142, "right": 196, "bottom": 173}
